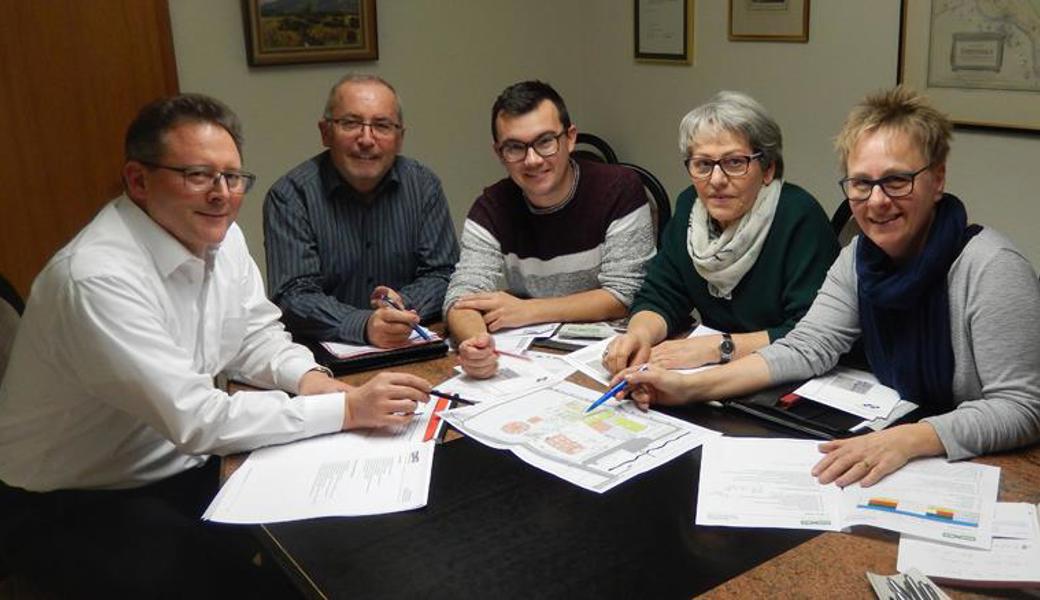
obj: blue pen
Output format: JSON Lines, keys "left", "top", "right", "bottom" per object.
{"left": 585, "top": 364, "right": 648, "bottom": 413}
{"left": 381, "top": 294, "right": 432, "bottom": 341}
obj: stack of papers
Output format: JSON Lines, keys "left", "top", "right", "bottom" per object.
{"left": 791, "top": 367, "right": 920, "bottom": 433}
{"left": 695, "top": 436, "right": 1001, "bottom": 549}
{"left": 203, "top": 396, "right": 450, "bottom": 523}
{"left": 898, "top": 502, "right": 1040, "bottom": 587}
{"left": 321, "top": 327, "right": 440, "bottom": 359}
{"left": 439, "top": 381, "right": 719, "bottom": 493}
{"left": 490, "top": 323, "right": 561, "bottom": 355}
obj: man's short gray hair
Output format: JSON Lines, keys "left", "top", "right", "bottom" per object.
{"left": 322, "top": 73, "right": 403, "bottom": 123}
{"left": 678, "top": 90, "right": 784, "bottom": 179}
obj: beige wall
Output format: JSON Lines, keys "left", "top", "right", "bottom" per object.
{"left": 169, "top": 0, "right": 1040, "bottom": 274}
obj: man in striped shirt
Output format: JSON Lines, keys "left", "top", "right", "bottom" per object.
{"left": 444, "top": 81, "right": 656, "bottom": 378}
{"left": 264, "top": 74, "right": 459, "bottom": 348}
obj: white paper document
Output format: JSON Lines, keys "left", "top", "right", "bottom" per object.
{"left": 439, "top": 381, "right": 720, "bottom": 493}
{"left": 696, "top": 437, "right": 1000, "bottom": 549}
{"left": 321, "top": 327, "right": 439, "bottom": 359}
{"left": 438, "top": 353, "right": 562, "bottom": 403}
{"left": 793, "top": 366, "right": 901, "bottom": 420}
{"left": 897, "top": 503, "right": 1040, "bottom": 587}
{"left": 563, "top": 336, "right": 615, "bottom": 385}
{"left": 203, "top": 408, "right": 441, "bottom": 523}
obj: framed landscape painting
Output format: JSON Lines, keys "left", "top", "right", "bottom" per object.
{"left": 243, "top": 0, "right": 378, "bottom": 66}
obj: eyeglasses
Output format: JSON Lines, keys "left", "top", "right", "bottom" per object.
{"left": 326, "top": 117, "right": 402, "bottom": 138}
{"left": 142, "top": 162, "right": 256, "bottom": 194}
{"left": 838, "top": 164, "right": 931, "bottom": 202}
{"left": 497, "top": 131, "right": 567, "bottom": 163}
{"left": 684, "top": 153, "right": 763, "bottom": 180}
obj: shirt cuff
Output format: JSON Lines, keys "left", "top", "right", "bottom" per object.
{"left": 339, "top": 309, "right": 373, "bottom": 345}
{"left": 297, "top": 392, "right": 347, "bottom": 437}
{"left": 276, "top": 355, "right": 323, "bottom": 394}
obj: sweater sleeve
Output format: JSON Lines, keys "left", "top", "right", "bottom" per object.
{"left": 630, "top": 191, "right": 697, "bottom": 335}
{"left": 442, "top": 215, "right": 505, "bottom": 313}
{"left": 766, "top": 187, "right": 840, "bottom": 341}
{"left": 756, "top": 242, "right": 861, "bottom": 383}
{"left": 923, "top": 245, "right": 1040, "bottom": 460}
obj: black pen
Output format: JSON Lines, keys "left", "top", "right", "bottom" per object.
{"left": 429, "top": 389, "right": 479, "bottom": 406}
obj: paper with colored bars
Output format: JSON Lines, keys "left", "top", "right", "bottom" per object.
{"left": 438, "top": 381, "right": 720, "bottom": 493}
{"left": 202, "top": 396, "right": 451, "bottom": 523}
{"left": 695, "top": 437, "right": 999, "bottom": 549}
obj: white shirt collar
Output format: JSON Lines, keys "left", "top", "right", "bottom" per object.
{"left": 115, "top": 196, "right": 208, "bottom": 279}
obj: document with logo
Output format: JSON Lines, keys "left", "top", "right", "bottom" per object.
{"left": 897, "top": 503, "right": 1040, "bottom": 587}
{"left": 696, "top": 437, "right": 999, "bottom": 549}
{"left": 203, "top": 397, "right": 449, "bottom": 523}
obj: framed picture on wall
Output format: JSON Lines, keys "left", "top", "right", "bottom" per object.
{"left": 635, "top": 0, "right": 694, "bottom": 63}
{"left": 242, "top": 0, "right": 378, "bottom": 66}
{"left": 728, "top": 0, "right": 809, "bottom": 42}
{"left": 899, "top": 0, "right": 1040, "bottom": 132}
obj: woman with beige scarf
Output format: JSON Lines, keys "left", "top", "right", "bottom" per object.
{"left": 604, "top": 91, "right": 837, "bottom": 374}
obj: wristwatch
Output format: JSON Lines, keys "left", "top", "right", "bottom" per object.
{"left": 719, "top": 333, "right": 735, "bottom": 364}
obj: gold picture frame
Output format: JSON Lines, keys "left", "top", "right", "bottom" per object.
{"left": 635, "top": 0, "right": 694, "bottom": 64}
{"left": 242, "top": 0, "right": 378, "bottom": 66}
{"left": 898, "top": 0, "right": 1040, "bottom": 132}
{"left": 728, "top": 0, "right": 809, "bottom": 43}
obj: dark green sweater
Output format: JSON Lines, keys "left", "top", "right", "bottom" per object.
{"left": 631, "top": 182, "right": 839, "bottom": 341}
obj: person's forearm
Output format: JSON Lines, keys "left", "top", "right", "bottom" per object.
{"left": 730, "top": 330, "right": 770, "bottom": 361}
{"left": 690, "top": 353, "right": 773, "bottom": 402}
{"left": 524, "top": 289, "right": 627, "bottom": 324}
{"left": 447, "top": 307, "right": 488, "bottom": 344}
{"left": 627, "top": 311, "right": 668, "bottom": 346}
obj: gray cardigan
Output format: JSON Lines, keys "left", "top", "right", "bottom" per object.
{"left": 758, "top": 228, "right": 1040, "bottom": 460}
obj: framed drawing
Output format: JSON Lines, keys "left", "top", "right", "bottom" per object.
{"left": 242, "top": 0, "right": 378, "bottom": 66}
{"left": 635, "top": 0, "right": 694, "bottom": 64}
{"left": 899, "top": 0, "right": 1040, "bottom": 132}
{"left": 728, "top": 0, "right": 809, "bottom": 42}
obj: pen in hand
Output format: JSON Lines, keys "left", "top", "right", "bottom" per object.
{"left": 381, "top": 294, "right": 432, "bottom": 342}
{"left": 429, "top": 389, "right": 478, "bottom": 406}
{"left": 584, "top": 364, "right": 649, "bottom": 413}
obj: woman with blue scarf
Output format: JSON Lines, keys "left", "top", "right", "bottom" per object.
{"left": 614, "top": 87, "right": 1040, "bottom": 487}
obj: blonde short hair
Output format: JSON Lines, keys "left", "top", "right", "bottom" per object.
{"left": 835, "top": 86, "right": 951, "bottom": 173}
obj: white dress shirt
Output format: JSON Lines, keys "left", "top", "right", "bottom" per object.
{"left": 0, "top": 197, "right": 344, "bottom": 491}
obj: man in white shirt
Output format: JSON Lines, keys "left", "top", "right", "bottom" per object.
{"left": 0, "top": 94, "right": 430, "bottom": 598}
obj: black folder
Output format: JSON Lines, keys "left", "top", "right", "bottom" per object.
{"left": 303, "top": 338, "right": 449, "bottom": 376}
{"left": 726, "top": 382, "right": 925, "bottom": 440}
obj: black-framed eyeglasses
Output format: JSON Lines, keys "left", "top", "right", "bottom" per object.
{"left": 497, "top": 131, "right": 567, "bottom": 163}
{"left": 141, "top": 162, "right": 256, "bottom": 194}
{"left": 838, "top": 164, "right": 932, "bottom": 202}
{"left": 326, "top": 117, "right": 402, "bottom": 138}
{"left": 684, "top": 153, "right": 763, "bottom": 180}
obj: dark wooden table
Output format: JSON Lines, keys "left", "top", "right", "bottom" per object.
{"left": 224, "top": 353, "right": 1040, "bottom": 599}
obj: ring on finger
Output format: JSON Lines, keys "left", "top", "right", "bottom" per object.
{"left": 860, "top": 459, "right": 873, "bottom": 470}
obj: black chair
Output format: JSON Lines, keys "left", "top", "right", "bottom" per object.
{"left": 0, "top": 274, "right": 23, "bottom": 380}
{"left": 0, "top": 274, "right": 24, "bottom": 316}
{"left": 573, "top": 132, "right": 619, "bottom": 164}
{"left": 619, "top": 162, "right": 671, "bottom": 247}
{"left": 830, "top": 200, "right": 860, "bottom": 247}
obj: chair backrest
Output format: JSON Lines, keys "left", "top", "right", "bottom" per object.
{"left": 573, "top": 132, "right": 619, "bottom": 164}
{"left": 618, "top": 162, "right": 671, "bottom": 247}
{"left": 0, "top": 274, "right": 24, "bottom": 383}
{"left": 830, "top": 200, "right": 860, "bottom": 247}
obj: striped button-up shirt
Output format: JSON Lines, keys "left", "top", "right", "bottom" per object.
{"left": 264, "top": 152, "right": 459, "bottom": 344}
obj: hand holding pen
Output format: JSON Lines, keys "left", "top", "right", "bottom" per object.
{"left": 365, "top": 286, "right": 426, "bottom": 348}
{"left": 585, "top": 364, "right": 649, "bottom": 413}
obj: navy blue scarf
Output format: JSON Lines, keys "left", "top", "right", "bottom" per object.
{"left": 856, "top": 194, "right": 975, "bottom": 411}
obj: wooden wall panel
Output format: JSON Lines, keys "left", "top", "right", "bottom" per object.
{"left": 0, "top": 0, "right": 178, "bottom": 298}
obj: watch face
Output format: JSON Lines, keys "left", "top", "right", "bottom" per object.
{"left": 720, "top": 338, "right": 735, "bottom": 354}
